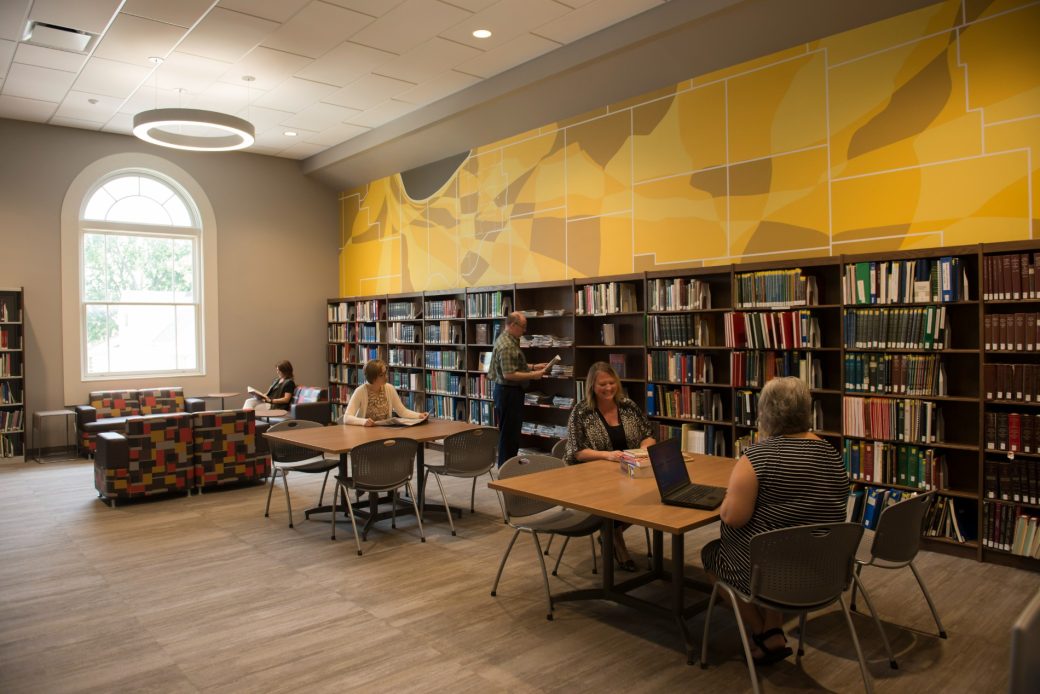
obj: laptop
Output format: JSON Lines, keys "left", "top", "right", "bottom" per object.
{"left": 648, "top": 437, "right": 726, "bottom": 510}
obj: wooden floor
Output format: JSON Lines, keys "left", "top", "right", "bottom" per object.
{"left": 0, "top": 454, "right": 1036, "bottom": 693}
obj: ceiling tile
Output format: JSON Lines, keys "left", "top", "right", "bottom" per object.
{"left": 0, "top": 94, "right": 58, "bottom": 121}
{"left": 217, "top": 0, "right": 311, "bottom": 24}
{"left": 534, "top": 0, "right": 661, "bottom": 44}
{"left": 54, "top": 90, "right": 123, "bottom": 122}
{"left": 294, "top": 40, "right": 396, "bottom": 88}
{"left": 0, "top": 39, "right": 15, "bottom": 78}
{"left": 252, "top": 124, "right": 317, "bottom": 148}
{"left": 279, "top": 139, "right": 327, "bottom": 158}
{"left": 118, "top": 85, "right": 183, "bottom": 114}
{"left": 323, "top": 73, "right": 414, "bottom": 111}
{"left": 219, "top": 46, "right": 311, "bottom": 91}
{"left": 158, "top": 51, "right": 232, "bottom": 95}
{"left": 440, "top": 0, "right": 570, "bottom": 49}
{"left": 346, "top": 98, "right": 417, "bottom": 128}
{"left": 49, "top": 116, "right": 103, "bottom": 131}
{"left": 0, "top": 2, "right": 30, "bottom": 42}
{"left": 303, "top": 121, "right": 369, "bottom": 146}
{"left": 395, "top": 69, "right": 479, "bottom": 106}
{"left": 29, "top": 0, "right": 122, "bottom": 36}
{"left": 455, "top": 32, "right": 558, "bottom": 79}
{"left": 101, "top": 111, "right": 134, "bottom": 134}
{"left": 253, "top": 76, "right": 338, "bottom": 112}
{"left": 243, "top": 104, "right": 296, "bottom": 130}
{"left": 3, "top": 62, "right": 76, "bottom": 101}
{"left": 121, "top": 0, "right": 213, "bottom": 28}
{"left": 262, "top": 2, "right": 375, "bottom": 60}
{"left": 555, "top": 0, "right": 596, "bottom": 6}
{"left": 176, "top": 7, "right": 278, "bottom": 64}
{"left": 190, "top": 80, "right": 258, "bottom": 113}
{"left": 350, "top": 0, "right": 472, "bottom": 55}
{"left": 92, "top": 13, "right": 187, "bottom": 68}
{"left": 73, "top": 57, "right": 150, "bottom": 98}
{"left": 13, "top": 43, "right": 88, "bottom": 73}
{"left": 323, "top": 0, "right": 407, "bottom": 17}
{"left": 440, "top": 0, "right": 499, "bottom": 11}
{"left": 376, "top": 37, "right": 481, "bottom": 84}
{"left": 282, "top": 101, "right": 360, "bottom": 130}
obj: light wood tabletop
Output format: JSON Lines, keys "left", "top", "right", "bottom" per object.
{"left": 263, "top": 418, "right": 481, "bottom": 454}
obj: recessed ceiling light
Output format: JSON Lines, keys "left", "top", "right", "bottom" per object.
{"left": 284, "top": 131, "right": 297, "bottom": 137}
{"left": 147, "top": 56, "right": 164, "bottom": 65}
{"left": 472, "top": 29, "right": 492, "bottom": 39}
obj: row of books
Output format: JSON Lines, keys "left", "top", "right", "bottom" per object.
{"left": 646, "top": 386, "right": 723, "bottom": 421}
{"left": 575, "top": 282, "right": 638, "bottom": 315}
{"left": 426, "top": 371, "right": 464, "bottom": 396}
{"left": 473, "top": 322, "right": 502, "bottom": 345}
{"left": 328, "top": 384, "right": 351, "bottom": 404}
{"left": 327, "top": 324, "right": 352, "bottom": 342}
{"left": 390, "top": 371, "right": 422, "bottom": 391}
{"left": 842, "top": 257, "right": 968, "bottom": 305}
{"left": 925, "top": 496, "right": 975, "bottom": 543}
{"left": 723, "top": 310, "right": 822, "bottom": 349}
{"left": 329, "top": 364, "right": 351, "bottom": 384}
{"left": 327, "top": 343, "right": 353, "bottom": 364}
{"left": 387, "top": 300, "right": 418, "bottom": 320}
{"left": 608, "top": 353, "right": 627, "bottom": 378}
{"left": 388, "top": 348, "right": 423, "bottom": 368}
{"left": 426, "top": 395, "right": 466, "bottom": 421}
{"left": 425, "top": 299, "right": 463, "bottom": 319}
{"left": 843, "top": 440, "right": 945, "bottom": 489}
{"left": 520, "top": 334, "right": 572, "bottom": 348}
{"left": 552, "top": 395, "right": 575, "bottom": 408}
{"left": 984, "top": 363, "right": 1040, "bottom": 401}
{"left": 730, "top": 350, "right": 823, "bottom": 388}
{"left": 0, "top": 382, "right": 19, "bottom": 404}
{"left": 356, "top": 299, "right": 381, "bottom": 321}
{"left": 0, "top": 409, "right": 24, "bottom": 432}
{"left": 983, "top": 252, "right": 1039, "bottom": 301}
{"left": 524, "top": 391, "right": 553, "bottom": 406}
{"left": 425, "top": 322, "right": 462, "bottom": 344}
{"left": 647, "top": 314, "right": 713, "bottom": 347}
{"left": 466, "top": 291, "right": 510, "bottom": 318}
{"left": 984, "top": 502, "right": 1040, "bottom": 556}
{"left": 843, "top": 306, "right": 948, "bottom": 350}
{"left": 735, "top": 389, "right": 758, "bottom": 427}
{"left": 855, "top": 488, "right": 908, "bottom": 530}
{"left": 0, "top": 329, "right": 20, "bottom": 349}
{"left": 845, "top": 353, "right": 946, "bottom": 396}
{"left": 734, "top": 430, "right": 760, "bottom": 457}
{"left": 0, "top": 434, "right": 20, "bottom": 458}
{"left": 359, "top": 346, "right": 380, "bottom": 363}
{"left": 985, "top": 459, "right": 1038, "bottom": 505}
{"left": 425, "top": 351, "right": 463, "bottom": 370}
{"left": 843, "top": 396, "right": 944, "bottom": 444}
{"left": 521, "top": 422, "right": 568, "bottom": 438}
{"left": 470, "top": 400, "right": 493, "bottom": 426}
{"left": 467, "top": 374, "right": 491, "bottom": 399}
{"left": 983, "top": 313, "right": 1040, "bottom": 351}
{"left": 735, "top": 268, "right": 818, "bottom": 308}
{"left": 680, "top": 422, "right": 727, "bottom": 457}
{"left": 0, "top": 302, "right": 18, "bottom": 323}
{"left": 359, "top": 324, "right": 386, "bottom": 343}
{"left": 327, "top": 301, "right": 353, "bottom": 322}
{"left": 647, "top": 277, "right": 711, "bottom": 311}
{"left": 647, "top": 351, "right": 714, "bottom": 384}
{"left": 984, "top": 412, "right": 1040, "bottom": 453}
{"left": 388, "top": 323, "right": 418, "bottom": 343}
{"left": 550, "top": 363, "right": 573, "bottom": 378}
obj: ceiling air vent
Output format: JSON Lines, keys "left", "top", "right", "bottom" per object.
{"left": 22, "top": 21, "right": 97, "bottom": 53}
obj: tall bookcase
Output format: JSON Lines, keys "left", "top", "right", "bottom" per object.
{"left": 0, "top": 287, "right": 24, "bottom": 460}
{"left": 387, "top": 292, "right": 425, "bottom": 413}
{"left": 327, "top": 243, "right": 1040, "bottom": 571}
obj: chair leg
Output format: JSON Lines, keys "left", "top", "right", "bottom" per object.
{"left": 852, "top": 573, "right": 897, "bottom": 669}
{"left": 530, "top": 531, "right": 554, "bottom": 621}
{"left": 838, "top": 595, "right": 874, "bottom": 694}
{"left": 544, "top": 535, "right": 555, "bottom": 556}
{"left": 719, "top": 583, "right": 760, "bottom": 694}
{"left": 909, "top": 561, "right": 947, "bottom": 638}
{"left": 420, "top": 469, "right": 429, "bottom": 517}
{"left": 644, "top": 527, "right": 652, "bottom": 559}
{"left": 405, "top": 481, "right": 425, "bottom": 542}
{"left": 699, "top": 583, "right": 719, "bottom": 668}
{"left": 430, "top": 472, "right": 455, "bottom": 536}
{"left": 317, "top": 469, "right": 330, "bottom": 506}
{"left": 850, "top": 562, "right": 863, "bottom": 611}
{"left": 331, "top": 481, "right": 339, "bottom": 540}
{"left": 470, "top": 476, "right": 477, "bottom": 513}
{"left": 281, "top": 471, "right": 294, "bottom": 528}
{"left": 391, "top": 490, "right": 397, "bottom": 528}
{"left": 589, "top": 534, "right": 597, "bottom": 575}
{"left": 264, "top": 468, "right": 278, "bottom": 518}
{"left": 491, "top": 528, "right": 521, "bottom": 596}
{"left": 345, "top": 490, "right": 363, "bottom": 556}
{"left": 552, "top": 537, "right": 571, "bottom": 576}
{"left": 797, "top": 612, "right": 807, "bottom": 661}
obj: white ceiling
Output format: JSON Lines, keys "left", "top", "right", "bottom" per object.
{"left": 0, "top": 0, "right": 667, "bottom": 158}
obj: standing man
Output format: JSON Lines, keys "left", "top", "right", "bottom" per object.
{"left": 490, "top": 312, "right": 548, "bottom": 466}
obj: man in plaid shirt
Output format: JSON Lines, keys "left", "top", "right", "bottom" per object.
{"left": 490, "top": 312, "right": 549, "bottom": 466}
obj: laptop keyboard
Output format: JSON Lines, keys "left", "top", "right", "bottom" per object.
{"left": 671, "top": 484, "right": 723, "bottom": 503}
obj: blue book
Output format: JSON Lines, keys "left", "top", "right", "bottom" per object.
{"left": 863, "top": 487, "right": 886, "bottom": 529}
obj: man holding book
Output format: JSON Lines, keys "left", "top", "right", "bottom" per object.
{"left": 490, "top": 312, "right": 549, "bottom": 466}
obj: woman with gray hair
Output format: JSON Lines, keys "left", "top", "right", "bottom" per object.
{"left": 701, "top": 376, "right": 847, "bottom": 666}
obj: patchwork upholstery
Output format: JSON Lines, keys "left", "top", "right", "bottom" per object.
{"left": 138, "top": 387, "right": 186, "bottom": 415}
{"left": 94, "top": 413, "right": 194, "bottom": 504}
{"left": 192, "top": 409, "right": 271, "bottom": 490}
{"left": 77, "top": 388, "right": 203, "bottom": 455}
{"left": 293, "top": 386, "right": 325, "bottom": 404}
{"left": 90, "top": 390, "right": 141, "bottom": 419}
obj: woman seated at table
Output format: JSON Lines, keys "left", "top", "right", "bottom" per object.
{"left": 565, "top": 361, "right": 655, "bottom": 572}
{"left": 243, "top": 360, "right": 295, "bottom": 411}
{"left": 701, "top": 376, "right": 848, "bottom": 666}
{"left": 342, "top": 359, "right": 429, "bottom": 426}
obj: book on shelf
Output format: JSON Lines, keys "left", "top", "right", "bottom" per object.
{"left": 985, "top": 252, "right": 1039, "bottom": 301}
{"left": 475, "top": 323, "right": 488, "bottom": 344}
{"left": 985, "top": 412, "right": 1040, "bottom": 453}
{"left": 983, "top": 313, "right": 1040, "bottom": 351}
{"left": 984, "top": 458, "right": 1038, "bottom": 504}
{"left": 983, "top": 502, "right": 1039, "bottom": 555}
{"left": 731, "top": 350, "right": 822, "bottom": 388}
{"left": 608, "top": 353, "right": 626, "bottom": 378}
{"left": 647, "top": 351, "right": 713, "bottom": 384}
{"left": 601, "top": 323, "right": 616, "bottom": 346}
{"left": 735, "top": 268, "right": 817, "bottom": 308}
{"left": 680, "top": 423, "right": 726, "bottom": 457}
{"left": 647, "top": 277, "right": 711, "bottom": 311}
{"left": 843, "top": 257, "right": 969, "bottom": 305}
{"left": 843, "top": 440, "right": 946, "bottom": 489}
{"left": 724, "top": 310, "right": 820, "bottom": 349}
{"left": 843, "top": 306, "right": 949, "bottom": 350}
{"left": 843, "top": 396, "right": 944, "bottom": 444}
{"left": 845, "top": 353, "right": 947, "bottom": 396}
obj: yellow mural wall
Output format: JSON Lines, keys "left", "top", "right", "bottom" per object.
{"left": 339, "top": 0, "right": 1040, "bottom": 296}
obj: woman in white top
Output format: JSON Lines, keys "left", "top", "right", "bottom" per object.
{"left": 342, "top": 359, "right": 429, "bottom": 426}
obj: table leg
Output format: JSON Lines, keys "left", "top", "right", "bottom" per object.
{"left": 670, "top": 533, "right": 698, "bottom": 665}
{"left": 602, "top": 517, "right": 615, "bottom": 591}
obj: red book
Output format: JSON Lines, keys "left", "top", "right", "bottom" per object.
{"left": 1009, "top": 413, "right": 1022, "bottom": 452}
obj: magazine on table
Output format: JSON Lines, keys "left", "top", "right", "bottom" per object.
{"left": 373, "top": 415, "right": 428, "bottom": 427}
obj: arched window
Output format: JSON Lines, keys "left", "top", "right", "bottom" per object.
{"left": 79, "top": 171, "right": 203, "bottom": 377}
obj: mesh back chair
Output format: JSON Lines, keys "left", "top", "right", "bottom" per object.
{"left": 331, "top": 438, "right": 424, "bottom": 556}
{"left": 550, "top": 437, "right": 568, "bottom": 459}
{"left": 849, "top": 491, "right": 946, "bottom": 669}
{"left": 422, "top": 426, "right": 498, "bottom": 536}
{"left": 700, "top": 523, "right": 873, "bottom": 694}
{"left": 1009, "top": 588, "right": 1040, "bottom": 694}
{"left": 263, "top": 420, "right": 337, "bottom": 528}
{"left": 490, "top": 455, "right": 601, "bottom": 620}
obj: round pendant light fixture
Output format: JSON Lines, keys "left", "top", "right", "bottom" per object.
{"left": 133, "top": 108, "right": 255, "bottom": 152}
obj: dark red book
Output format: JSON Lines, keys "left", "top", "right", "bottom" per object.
{"left": 1009, "top": 413, "right": 1022, "bottom": 452}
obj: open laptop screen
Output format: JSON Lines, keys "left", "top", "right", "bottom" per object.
{"left": 648, "top": 437, "right": 690, "bottom": 497}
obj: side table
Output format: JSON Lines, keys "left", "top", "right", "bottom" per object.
{"left": 33, "top": 409, "right": 77, "bottom": 463}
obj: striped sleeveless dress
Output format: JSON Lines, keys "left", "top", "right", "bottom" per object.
{"left": 702, "top": 437, "right": 849, "bottom": 594}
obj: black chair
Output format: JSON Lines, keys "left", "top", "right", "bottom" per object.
{"left": 422, "top": 426, "right": 497, "bottom": 535}
{"left": 1010, "top": 587, "right": 1040, "bottom": 694}
{"left": 263, "top": 420, "right": 337, "bottom": 528}
{"left": 700, "top": 522, "right": 873, "bottom": 694}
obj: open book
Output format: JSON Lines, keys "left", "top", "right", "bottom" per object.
{"left": 545, "top": 354, "right": 562, "bottom": 370}
{"left": 247, "top": 386, "right": 268, "bottom": 399}
{"left": 373, "top": 416, "right": 427, "bottom": 427}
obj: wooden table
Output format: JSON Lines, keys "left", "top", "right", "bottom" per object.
{"left": 488, "top": 454, "right": 734, "bottom": 663}
{"left": 255, "top": 408, "right": 287, "bottom": 421}
{"left": 264, "top": 418, "right": 483, "bottom": 528}
{"left": 203, "top": 392, "right": 241, "bottom": 410}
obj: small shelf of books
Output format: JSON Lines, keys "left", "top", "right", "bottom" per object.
{"left": 516, "top": 281, "right": 574, "bottom": 444}
{"left": 0, "top": 287, "right": 24, "bottom": 460}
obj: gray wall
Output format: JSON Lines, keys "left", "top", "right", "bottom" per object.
{"left": 0, "top": 118, "right": 339, "bottom": 450}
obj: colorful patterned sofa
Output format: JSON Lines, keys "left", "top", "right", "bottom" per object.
{"left": 94, "top": 413, "right": 195, "bottom": 507}
{"left": 192, "top": 409, "right": 271, "bottom": 491}
{"left": 75, "top": 388, "right": 206, "bottom": 455}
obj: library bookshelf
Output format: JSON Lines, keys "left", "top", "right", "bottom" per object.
{"left": 0, "top": 287, "right": 24, "bottom": 461}
{"left": 328, "top": 241, "right": 1040, "bottom": 571}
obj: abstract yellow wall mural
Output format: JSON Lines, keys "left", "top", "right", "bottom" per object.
{"left": 339, "top": 0, "right": 1040, "bottom": 296}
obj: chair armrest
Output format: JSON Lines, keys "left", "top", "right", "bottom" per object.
{"left": 184, "top": 398, "right": 206, "bottom": 413}
{"left": 95, "top": 431, "right": 128, "bottom": 470}
{"left": 254, "top": 420, "right": 271, "bottom": 454}
{"left": 291, "top": 400, "right": 331, "bottom": 424}
{"left": 75, "top": 405, "right": 97, "bottom": 427}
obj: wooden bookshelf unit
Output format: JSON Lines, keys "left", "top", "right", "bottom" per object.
{"left": 0, "top": 287, "right": 24, "bottom": 460}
